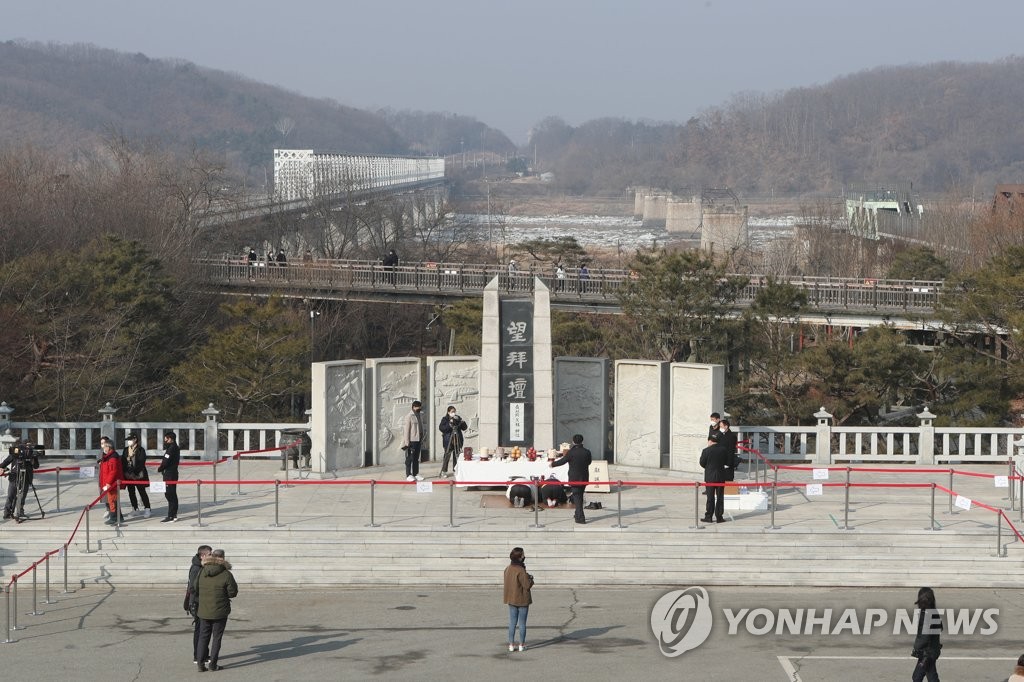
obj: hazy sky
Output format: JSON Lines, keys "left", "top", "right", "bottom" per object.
{"left": 6, "top": 0, "right": 1024, "bottom": 144}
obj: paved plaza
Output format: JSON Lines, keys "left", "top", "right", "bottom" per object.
{"left": 2, "top": 585, "right": 1022, "bottom": 681}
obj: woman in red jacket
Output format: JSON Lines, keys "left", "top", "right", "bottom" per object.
{"left": 98, "top": 439, "right": 124, "bottom": 525}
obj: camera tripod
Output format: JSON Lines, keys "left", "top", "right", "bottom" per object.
{"left": 439, "top": 431, "right": 464, "bottom": 478}
{"left": 4, "top": 463, "right": 44, "bottom": 523}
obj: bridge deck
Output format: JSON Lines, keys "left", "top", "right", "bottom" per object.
{"left": 195, "top": 258, "right": 943, "bottom": 325}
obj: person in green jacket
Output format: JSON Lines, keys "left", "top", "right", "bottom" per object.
{"left": 196, "top": 549, "right": 239, "bottom": 672}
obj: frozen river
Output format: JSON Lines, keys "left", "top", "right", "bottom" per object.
{"left": 460, "top": 213, "right": 799, "bottom": 250}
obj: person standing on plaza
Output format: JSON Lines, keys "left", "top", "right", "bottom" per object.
{"left": 708, "top": 412, "right": 722, "bottom": 441}
{"left": 911, "top": 586, "right": 942, "bottom": 682}
{"left": 438, "top": 405, "right": 468, "bottom": 478}
{"left": 157, "top": 431, "right": 180, "bottom": 522}
{"left": 402, "top": 400, "right": 424, "bottom": 482}
{"left": 503, "top": 547, "right": 533, "bottom": 652}
{"left": 551, "top": 434, "right": 592, "bottom": 524}
{"left": 98, "top": 439, "right": 124, "bottom": 525}
{"left": 120, "top": 433, "right": 152, "bottom": 518}
{"left": 718, "top": 419, "right": 738, "bottom": 481}
{"left": 555, "top": 262, "right": 566, "bottom": 292}
{"left": 185, "top": 544, "right": 212, "bottom": 664}
{"left": 700, "top": 431, "right": 729, "bottom": 523}
{"left": 196, "top": 549, "right": 239, "bottom": 672}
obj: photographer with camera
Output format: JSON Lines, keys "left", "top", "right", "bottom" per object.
{"left": 438, "top": 405, "right": 468, "bottom": 478}
{"left": 2, "top": 440, "right": 41, "bottom": 521}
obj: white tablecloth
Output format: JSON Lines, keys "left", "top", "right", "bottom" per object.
{"left": 455, "top": 459, "right": 568, "bottom": 488}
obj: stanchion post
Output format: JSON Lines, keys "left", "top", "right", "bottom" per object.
{"left": 1008, "top": 458, "right": 1015, "bottom": 509}
{"left": 55, "top": 467, "right": 62, "bottom": 512}
{"left": 996, "top": 513, "right": 1005, "bottom": 558}
{"left": 530, "top": 483, "right": 544, "bottom": 529}
{"left": 114, "top": 479, "right": 122, "bottom": 528}
{"left": 841, "top": 467, "right": 851, "bottom": 531}
{"left": 927, "top": 483, "right": 938, "bottom": 531}
{"left": 62, "top": 543, "right": 70, "bottom": 594}
{"left": 234, "top": 454, "right": 242, "bottom": 496}
{"left": 10, "top": 578, "right": 19, "bottom": 631}
{"left": 212, "top": 460, "right": 218, "bottom": 505}
{"left": 1019, "top": 472, "right": 1023, "bottom": 524}
{"left": 83, "top": 506, "right": 93, "bottom": 554}
{"left": 766, "top": 469, "right": 780, "bottom": 530}
{"left": 272, "top": 479, "right": 280, "bottom": 527}
{"left": 29, "top": 565, "right": 40, "bottom": 616}
{"left": 947, "top": 469, "right": 954, "bottom": 514}
{"left": 194, "top": 481, "right": 204, "bottom": 528}
{"left": 366, "top": 480, "right": 380, "bottom": 528}
{"left": 612, "top": 481, "right": 626, "bottom": 529}
{"left": 691, "top": 483, "right": 705, "bottom": 529}
{"left": 2, "top": 585, "right": 12, "bottom": 644}
{"left": 445, "top": 480, "right": 454, "bottom": 528}
{"left": 44, "top": 554, "right": 53, "bottom": 604}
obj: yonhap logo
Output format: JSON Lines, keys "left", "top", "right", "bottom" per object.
{"left": 650, "top": 586, "right": 714, "bottom": 657}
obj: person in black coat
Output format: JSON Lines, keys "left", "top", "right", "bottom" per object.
{"left": 185, "top": 545, "right": 212, "bottom": 664}
{"left": 551, "top": 434, "right": 592, "bottom": 524}
{"left": 717, "top": 419, "right": 739, "bottom": 481}
{"left": 438, "top": 406, "right": 469, "bottom": 477}
{"left": 708, "top": 412, "right": 721, "bottom": 440}
{"left": 120, "top": 433, "right": 152, "bottom": 518}
{"left": 700, "top": 432, "right": 730, "bottom": 523}
{"left": 911, "top": 586, "right": 942, "bottom": 682}
{"left": 157, "top": 431, "right": 181, "bottom": 522}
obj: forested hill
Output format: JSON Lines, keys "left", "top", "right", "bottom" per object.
{"left": 534, "top": 58, "right": 1024, "bottom": 196}
{"left": 0, "top": 40, "right": 512, "bottom": 181}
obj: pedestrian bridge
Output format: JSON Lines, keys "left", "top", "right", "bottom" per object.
{"left": 194, "top": 257, "right": 945, "bottom": 328}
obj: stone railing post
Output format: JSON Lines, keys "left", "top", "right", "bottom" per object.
{"left": 202, "top": 404, "right": 220, "bottom": 462}
{"left": 0, "top": 429, "right": 16, "bottom": 453}
{"left": 916, "top": 407, "right": 936, "bottom": 465}
{"left": 98, "top": 402, "right": 117, "bottom": 445}
{"left": 1013, "top": 436, "right": 1024, "bottom": 474}
{"left": 813, "top": 407, "right": 833, "bottom": 465}
{"left": 0, "top": 402, "right": 12, "bottom": 431}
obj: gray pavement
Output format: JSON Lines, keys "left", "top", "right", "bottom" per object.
{"left": 5, "top": 457, "right": 1021, "bottom": 535}
{"left": 2, "top": 585, "right": 1022, "bottom": 681}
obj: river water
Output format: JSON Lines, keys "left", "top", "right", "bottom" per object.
{"left": 459, "top": 213, "right": 799, "bottom": 250}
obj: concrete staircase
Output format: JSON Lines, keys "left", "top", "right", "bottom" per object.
{"left": 3, "top": 461, "right": 1020, "bottom": 590}
{"left": 2, "top": 524, "right": 1016, "bottom": 590}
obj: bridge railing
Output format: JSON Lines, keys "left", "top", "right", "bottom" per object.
{"left": 195, "top": 257, "right": 945, "bottom": 312}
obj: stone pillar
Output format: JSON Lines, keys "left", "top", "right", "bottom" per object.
{"left": 642, "top": 194, "right": 667, "bottom": 227}
{"left": 201, "top": 403, "right": 220, "bottom": 462}
{"left": 98, "top": 402, "right": 117, "bottom": 445}
{"left": 813, "top": 407, "right": 833, "bottom": 465}
{"left": 554, "top": 358, "right": 610, "bottom": 460}
{"left": 614, "top": 360, "right": 669, "bottom": 468}
{"left": 427, "top": 356, "right": 481, "bottom": 461}
{"left": 311, "top": 360, "right": 366, "bottom": 474}
{"left": 367, "top": 357, "right": 422, "bottom": 466}
{"left": 669, "top": 363, "right": 725, "bottom": 474}
{"left": 532, "top": 278, "right": 554, "bottom": 448}
{"left": 479, "top": 277, "right": 501, "bottom": 448}
{"left": 916, "top": 407, "right": 936, "bottom": 465}
{"left": 0, "top": 429, "right": 14, "bottom": 452}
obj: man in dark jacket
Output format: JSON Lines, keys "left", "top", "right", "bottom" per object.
{"left": 551, "top": 434, "right": 592, "bottom": 524}
{"left": 700, "top": 432, "right": 730, "bottom": 523}
{"left": 196, "top": 549, "right": 239, "bottom": 672}
{"left": 717, "top": 419, "right": 739, "bottom": 481}
{"left": 157, "top": 432, "right": 180, "bottom": 522}
{"left": 185, "top": 545, "right": 212, "bottom": 664}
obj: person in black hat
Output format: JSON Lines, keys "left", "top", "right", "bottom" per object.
{"left": 700, "top": 431, "right": 730, "bottom": 523}
{"left": 121, "top": 433, "right": 152, "bottom": 518}
{"left": 911, "top": 586, "right": 942, "bottom": 682}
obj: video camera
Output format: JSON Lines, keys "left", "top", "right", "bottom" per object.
{"left": 7, "top": 441, "right": 43, "bottom": 470}
{"left": 450, "top": 415, "right": 462, "bottom": 424}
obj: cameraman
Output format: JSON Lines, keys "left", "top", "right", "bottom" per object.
{"left": 438, "top": 405, "right": 468, "bottom": 478}
{"left": 2, "top": 441, "right": 40, "bottom": 520}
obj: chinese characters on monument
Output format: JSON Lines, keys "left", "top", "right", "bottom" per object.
{"left": 500, "top": 300, "right": 533, "bottom": 444}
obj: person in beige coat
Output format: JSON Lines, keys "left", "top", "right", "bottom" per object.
{"left": 503, "top": 547, "right": 534, "bottom": 652}
{"left": 1008, "top": 654, "right": 1024, "bottom": 682}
